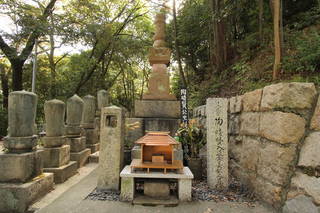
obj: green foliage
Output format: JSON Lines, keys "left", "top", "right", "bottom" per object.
{"left": 177, "top": 120, "right": 205, "bottom": 159}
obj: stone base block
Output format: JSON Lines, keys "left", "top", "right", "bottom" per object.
{"left": 120, "top": 177, "right": 135, "bottom": 202}
{"left": 178, "top": 179, "right": 192, "bottom": 201}
{"left": 42, "top": 145, "right": 70, "bottom": 168}
{"left": 89, "top": 151, "right": 99, "bottom": 163}
{"left": 66, "top": 137, "right": 86, "bottom": 152}
{"left": 43, "top": 161, "right": 77, "bottom": 183}
{"left": 42, "top": 136, "right": 65, "bottom": 148}
{"left": 144, "top": 118, "right": 180, "bottom": 136}
{"left": 87, "top": 143, "right": 99, "bottom": 153}
{"left": 0, "top": 150, "right": 43, "bottom": 183}
{"left": 144, "top": 180, "right": 170, "bottom": 198}
{"left": 70, "top": 148, "right": 91, "bottom": 168}
{"left": 135, "top": 100, "right": 180, "bottom": 118}
{"left": 4, "top": 135, "right": 38, "bottom": 153}
{"left": 84, "top": 128, "right": 98, "bottom": 145}
{"left": 0, "top": 173, "right": 54, "bottom": 213}
{"left": 65, "top": 126, "right": 81, "bottom": 137}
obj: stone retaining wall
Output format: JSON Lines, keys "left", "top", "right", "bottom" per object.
{"left": 195, "top": 82, "right": 320, "bottom": 211}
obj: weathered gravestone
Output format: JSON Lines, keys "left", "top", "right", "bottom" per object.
{"left": 206, "top": 98, "right": 228, "bottom": 190}
{"left": 82, "top": 95, "right": 99, "bottom": 153}
{"left": 65, "top": 95, "right": 90, "bottom": 168}
{"left": 0, "top": 91, "right": 53, "bottom": 213}
{"left": 97, "top": 106, "right": 125, "bottom": 190}
{"left": 42, "top": 99, "right": 77, "bottom": 183}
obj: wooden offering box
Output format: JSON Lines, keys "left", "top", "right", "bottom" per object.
{"left": 131, "top": 132, "right": 183, "bottom": 173}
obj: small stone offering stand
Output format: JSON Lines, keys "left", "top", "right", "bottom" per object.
{"left": 120, "top": 132, "right": 193, "bottom": 203}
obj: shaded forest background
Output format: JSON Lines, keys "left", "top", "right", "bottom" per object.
{"left": 0, "top": 0, "right": 320, "bottom": 136}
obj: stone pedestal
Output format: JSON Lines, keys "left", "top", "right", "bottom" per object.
{"left": 97, "top": 106, "right": 125, "bottom": 191}
{"left": 135, "top": 100, "right": 180, "bottom": 118}
{"left": 206, "top": 98, "right": 228, "bottom": 190}
{"left": 66, "top": 136, "right": 90, "bottom": 168}
{"left": 42, "top": 99, "right": 77, "bottom": 183}
{"left": 0, "top": 91, "right": 54, "bottom": 213}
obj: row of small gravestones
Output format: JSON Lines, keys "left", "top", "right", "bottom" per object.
{"left": 4, "top": 90, "right": 108, "bottom": 153}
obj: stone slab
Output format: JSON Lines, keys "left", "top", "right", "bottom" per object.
{"left": 283, "top": 195, "right": 319, "bottom": 213}
{"left": 144, "top": 180, "right": 170, "bottom": 198}
{"left": 42, "top": 145, "right": 70, "bottom": 168}
{"left": 43, "top": 161, "right": 77, "bottom": 183}
{"left": 86, "top": 143, "right": 99, "bottom": 154}
{"left": 144, "top": 118, "right": 180, "bottom": 136}
{"left": 0, "top": 150, "right": 43, "bottom": 183}
{"left": 65, "top": 137, "right": 86, "bottom": 152}
{"left": 120, "top": 165, "right": 193, "bottom": 179}
{"left": 206, "top": 98, "right": 228, "bottom": 190}
{"left": 135, "top": 100, "right": 180, "bottom": 118}
{"left": 70, "top": 148, "right": 91, "bottom": 168}
{"left": 133, "top": 195, "right": 179, "bottom": 206}
{"left": 298, "top": 132, "right": 320, "bottom": 168}
{"left": 0, "top": 173, "right": 54, "bottom": 213}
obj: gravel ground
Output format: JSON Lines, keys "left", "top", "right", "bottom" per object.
{"left": 86, "top": 189, "right": 120, "bottom": 201}
{"left": 192, "top": 178, "right": 257, "bottom": 206}
{"left": 86, "top": 177, "right": 256, "bottom": 206}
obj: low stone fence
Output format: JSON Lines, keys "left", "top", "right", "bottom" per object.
{"left": 195, "top": 82, "right": 320, "bottom": 211}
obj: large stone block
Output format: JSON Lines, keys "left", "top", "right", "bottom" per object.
{"left": 125, "top": 118, "right": 144, "bottom": 147}
{"left": 298, "top": 132, "right": 320, "bottom": 168}
{"left": 42, "top": 145, "right": 70, "bottom": 168}
{"left": 260, "top": 112, "right": 306, "bottom": 144}
{"left": 239, "top": 112, "right": 260, "bottom": 136}
{"left": 135, "top": 100, "right": 180, "bottom": 118}
{"left": 310, "top": 95, "right": 320, "bottom": 130}
{"left": 257, "top": 142, "right": 296, "bottom": 186}
{"left": 242, "top": 89, "right": 262, "bottom": 112}
{"left": 70, "top": 148, "right": 91, "bottom": 168}
{"left": 261, "top": 82, "right": 317, "bottom": 111}
{"left": 228, "top": 136, "right": 242, "bottom": 162}
{"left": 178, "top": 179, "right": 192, "bottom": 201}
{"left": 84, "top": 128, "right": 98, "bottom": 145}
{"left": 0, "top": 173, "right": 53, "bottom": 213}
{"left": 291, "top": 172, "right": 320, "bottom": 205}
{"left": 65, "top": 137, "right": 86, "bottom": 152}
{"left": 206, "top": 98, "right": 228, "bottom": 190}
{"left": 283, "top": 195, "right": 319, "bottom": 213}
{"left": 0, "top": 150, "right": 43, "bottom": 183}
{"left": 240, "top": 136, "right": 260, "bottom": 172}
{"left": 228, "top": 114, "right": 240, "bottom": 135}
{"left": 144, "top": 118, "right": 180, "bottom": 136}
{"left": 144, "top": 180, "right": 170, "bottom": 198}
{"left": 44, "top": 161, "right": 77, "bottom": 183}
{"left": 253, "top": 177, "right": 283, "bottom": 208}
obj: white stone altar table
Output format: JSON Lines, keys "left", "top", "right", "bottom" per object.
{"left": 119, "top": 165, "right": 193, "bottom": 202}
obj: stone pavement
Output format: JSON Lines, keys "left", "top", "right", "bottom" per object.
{"left": 32, "top": 164, "right": 275, "bottom": 213}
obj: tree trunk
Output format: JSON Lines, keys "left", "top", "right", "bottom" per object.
{"left": 0, "top": 66, "right": 9, "bottom": 109}
{"left": 173, "top": 0, "right": 187, "bottom": 88}
{"left": 273, "top": 0, "right": 281, "bottom": 80}
{"left": 11, "top": 59, "right": 24, "bottom": 91}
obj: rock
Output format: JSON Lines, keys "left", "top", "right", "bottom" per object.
{"left": 240, "top": 136, "right": 260, "bottom": 172}
{"left": 257, "top": 142, "right": 296, "bottom": 186}
{"left": 311, "top": 96, "right": 320, "bottom": 131}
{"left": 7, "top": 91, "right": 37, "bottom": 137}
{"left": 144, "top": 181, "right": 170, "bottom": 198}
{"left": 229, "top": 96, "right": 243, "bottom": 113}
{"left": 253, "top": 177, "right": 283, "bottom": 208}
{"left": 283, "top": 195, "right": 318, "bottom": 213}
{"left": 81, "top": 95, "right": 96, "bottom": 128}
{"left": 229, "top": 114, "right": 240, "bottom": 135}
{"left": 66, "top": 94, "right": 84, "bottom": 126}
{"left": 228, "top": 136, "right": 242, "bottom": 162}
{"left": 298, "top": 132, "right": 320, "bottom": 168}
{"left": 44, "top": 99, "right": 65, "bottom": 137}
{"left": 239, "top": 112, "right": 260, "bottom": 136}
{"left": 242, "top": 89, "right": 262, "bottom": 112}
{"left": 260, "top": 111, "right": 306, "bottom": 144}
{"left": 261, "top": 82, "right": 317, "bottom": 111}
{"left": 291, "top": 172, "right": 320, "bottom": 205}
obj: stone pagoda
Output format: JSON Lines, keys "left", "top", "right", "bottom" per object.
{"left": 134, "top": 9, "right": 180, "bottom": 136}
